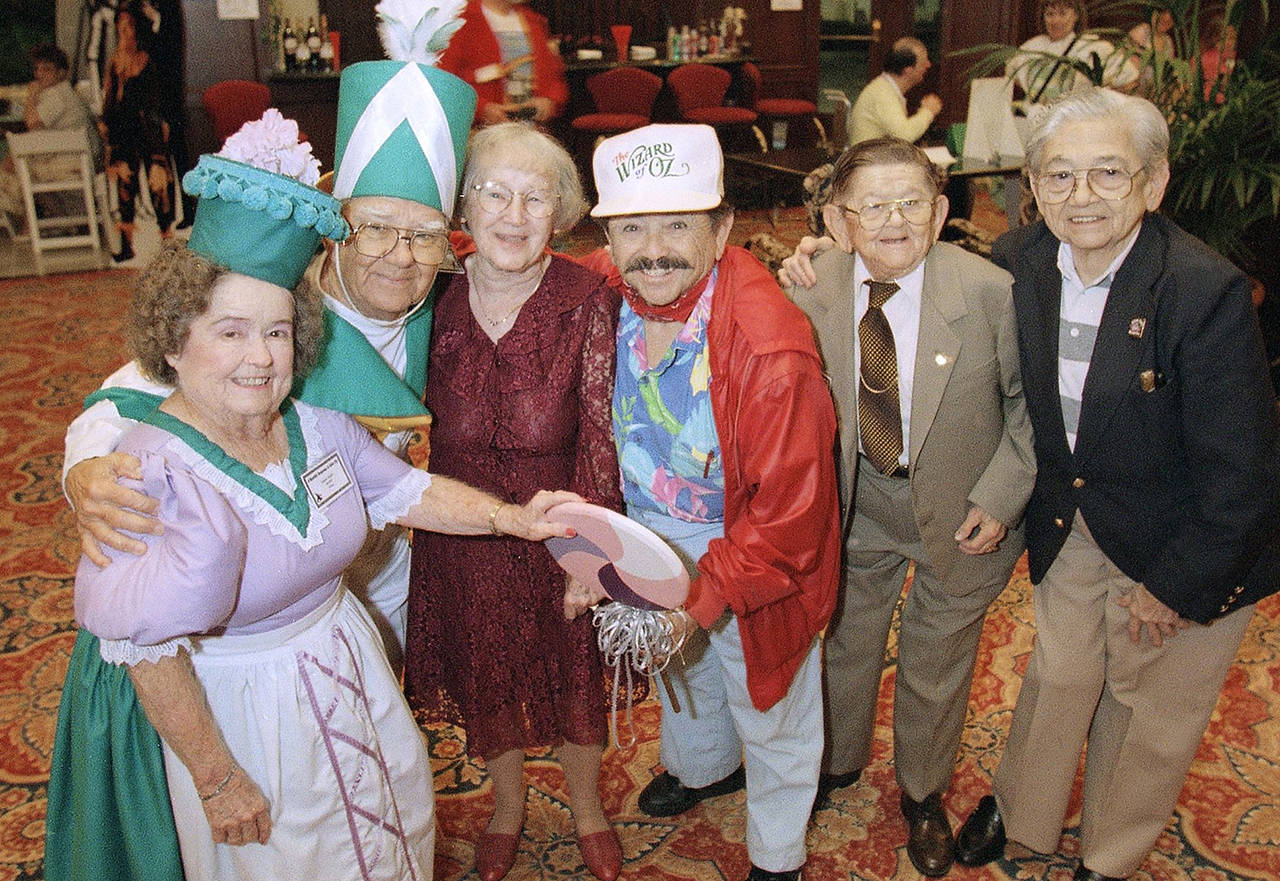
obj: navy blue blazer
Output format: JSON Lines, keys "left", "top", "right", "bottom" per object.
{"left": 992, "top": 214, "right": 1280, "bottom": 624}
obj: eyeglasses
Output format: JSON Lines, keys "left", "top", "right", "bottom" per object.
{"left": 346, "top": 223, "right": 451, "bottom": 266}
{"left": 1034, "top": 166, "right": 1145, "bottom": 204}
{"left": 838, "top": 197, "right": 936, "bottom": 231}
{"left": 468, "top": 180, "right": 558, "bottom": 219}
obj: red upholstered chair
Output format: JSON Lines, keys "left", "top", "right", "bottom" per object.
{"left": 571, "top": 67, "right": 664, "bottom": 139}
{"left": 667, "top": 64, "right": 759, "bottom": 149}
{"left": 202, "top": 80, "right": 273, "bottom": 146}
{"left": 741, "top": 61, "right": 825, "bottom": 150}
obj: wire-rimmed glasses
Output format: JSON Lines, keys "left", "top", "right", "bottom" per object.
{"left": 467, "top": 180, "right": 558, "bottom": 219}
{"left": 838, "top": 197, "right": 938, "bottom": 232}
{"left": 1034, "top": 166, "right": 1145, "bottom": 204}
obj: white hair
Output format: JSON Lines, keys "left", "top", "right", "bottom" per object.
{"left": 1025, "top": 87, "right": 1169, "bottom": 172}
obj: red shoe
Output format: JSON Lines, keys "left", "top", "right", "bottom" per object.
{"left": 577, "top": 828, "right": 623, "bottom": 881}
{"left": 476, "top": 831, "right": 520, "bottom": 881}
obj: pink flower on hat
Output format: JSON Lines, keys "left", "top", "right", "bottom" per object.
{"left": 218, "top": 109, "right": 322, "bottom": 186}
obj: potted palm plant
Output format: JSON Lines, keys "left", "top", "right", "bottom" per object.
{"left": 955, "top": 0, "right": 1279, "bottom": 292}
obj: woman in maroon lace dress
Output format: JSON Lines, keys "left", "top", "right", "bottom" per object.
{"left": 405, "top": 123, "right": 623, "bottom": 881}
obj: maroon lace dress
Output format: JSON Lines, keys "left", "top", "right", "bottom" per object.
{"left": 405, "top": 255, "right": 623, "bottom": 757}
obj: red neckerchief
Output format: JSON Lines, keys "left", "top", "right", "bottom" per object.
{"left": 619, "top": 271, "right": 713, "bottom": 323}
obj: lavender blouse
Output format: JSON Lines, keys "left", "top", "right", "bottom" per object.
{"left": 74, "top": 401, "right": 432, "bottom": 662}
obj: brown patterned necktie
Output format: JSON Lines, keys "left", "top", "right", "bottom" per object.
{"left": 859, "top": 279, "right": 904, "bottom": 474}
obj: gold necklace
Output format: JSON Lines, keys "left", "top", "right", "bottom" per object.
{"left": 469, "top": 276, "right": 541, "bottom": 328}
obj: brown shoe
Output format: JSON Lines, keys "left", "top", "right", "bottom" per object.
{"left": 476, "top": 831, "right": 520, "bottom": 881}
{"left": 901, "top": 792, "right": 954, "bottom": 877}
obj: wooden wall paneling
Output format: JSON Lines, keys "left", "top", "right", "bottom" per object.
{"left": 181, "top": 0, "right": 276, "bottom": 156}
{"left": 936, "top": 0, "right": 1029, "bottom": 127}
{"left": 320, "top": 0, "right": 381, "bottom": 67}
{"left": 736, "top": 0, "right": 820, "bottom": 100}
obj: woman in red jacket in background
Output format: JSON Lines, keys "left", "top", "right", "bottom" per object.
{"left": 439, "top": 0, "right": 569, "bottom": 125}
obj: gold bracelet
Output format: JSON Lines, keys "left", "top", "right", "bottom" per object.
{"left": 199, "top": 764, "right": 236, "bottom": 802}
{"left": 488, "top": 501, "right": 506, "bottom": 535}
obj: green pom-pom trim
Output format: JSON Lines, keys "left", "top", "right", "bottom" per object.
{"left": 217, "top": 178, "right": 244, "bottom": 201}
{"left": 242, "top": 186, "right": 270, "bottom": 211}
{"left": 185, "top": 154, "right": 349, "bottom": 238}
{"left": 294, "top": 201, "right": 319, "bottom": 227}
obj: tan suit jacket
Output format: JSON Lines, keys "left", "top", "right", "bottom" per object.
{"left": 792, "top": 241, "right": 1035, "bottom": 592}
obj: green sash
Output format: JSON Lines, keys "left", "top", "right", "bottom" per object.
{"left": 83, "top": 387, "right": 166, "bottom": 422}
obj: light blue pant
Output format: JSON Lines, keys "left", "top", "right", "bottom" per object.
{"left": 632, "top": 507, "right": 824, "bottom": 873}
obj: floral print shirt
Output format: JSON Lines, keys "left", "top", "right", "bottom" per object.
{"left": 613, "top": 268, "right": 725, "bottom": 523}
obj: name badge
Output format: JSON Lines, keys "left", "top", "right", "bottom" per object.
{"left": 301, "top": 451, "right": 352, "bottom": 509}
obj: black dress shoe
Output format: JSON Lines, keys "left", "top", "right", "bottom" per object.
{"left": 955, "top": 794, "right": 1006, "bottom": 867}
{"left": 637, "top": 766, "right": 746, "bottom": 817}
{"left": 1074, "top": 863, "right": 1127, "bottom": 881}
{"left": 745, "top": 866, "right": 800, "bottom": 881}
{"left": 812, "top": 769, "right": 861, "bottom": 813}
{"left": 111, "top": 238, "right": 134, "bottom": 263}
{"left": 901, "top": 792, "right": 954, "bottom": 877}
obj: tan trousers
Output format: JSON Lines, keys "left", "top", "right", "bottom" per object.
{"left": 993, "top": 512, "right": 1254, "bottom": 877}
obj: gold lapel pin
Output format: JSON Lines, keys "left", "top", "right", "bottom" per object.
{"left": 1128, "top": 317, "right": 1147, "bottom": 339}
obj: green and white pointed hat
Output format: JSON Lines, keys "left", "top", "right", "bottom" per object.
{"left": 332, "top": 0, "right": 476, "bottom": 214}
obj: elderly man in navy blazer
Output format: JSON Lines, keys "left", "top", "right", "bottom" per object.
{"left": 954, "top": 87, "right": 1280, "bottom": 881}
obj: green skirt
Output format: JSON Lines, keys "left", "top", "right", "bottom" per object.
{"left": 44, "top": 630, "right": 186, "bottom": 881}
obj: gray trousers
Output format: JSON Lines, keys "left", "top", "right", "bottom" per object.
{"left": 823, "top": 461, "right": 1013, "bottom": 801}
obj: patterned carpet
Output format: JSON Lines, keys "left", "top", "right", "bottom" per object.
{"left": 2, "top": 218, "right": 1278, "bottom": 881}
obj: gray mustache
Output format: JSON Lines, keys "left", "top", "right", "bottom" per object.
{"left": 624, "top": 256, "right": 692, "bottom": 273}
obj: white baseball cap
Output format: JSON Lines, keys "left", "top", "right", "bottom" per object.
{"left": 590, "top": 123, "right": 724, "bottom": 217}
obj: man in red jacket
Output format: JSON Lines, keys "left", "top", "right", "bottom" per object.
{"left": 571, "top": 123, "right": 841, "bottom": 881}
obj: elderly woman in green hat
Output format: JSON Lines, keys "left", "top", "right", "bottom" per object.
{"left": 62, "top": 0, "right": 479, "bottom": 674}
{"left": 43, "top": 113, "right": 578, "bottom": 881}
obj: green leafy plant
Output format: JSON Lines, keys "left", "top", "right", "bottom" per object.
{"left": 953, "top": 0, "right": 1279, "bottom": 273}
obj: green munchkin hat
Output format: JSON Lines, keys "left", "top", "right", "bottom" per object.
{"left": 333, "top": 60, "right": 476, "bottom": 214}
{"left": 182, "top": 155, "right": 349, "bottom": 289}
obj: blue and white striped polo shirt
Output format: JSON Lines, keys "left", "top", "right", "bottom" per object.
{"left": 1056, "top": 230, "right": 1140, "bottom": 450}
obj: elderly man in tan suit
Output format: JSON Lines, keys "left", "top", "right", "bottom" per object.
{"left": 788, "top": 138, "right": 1035, "bottom": 877}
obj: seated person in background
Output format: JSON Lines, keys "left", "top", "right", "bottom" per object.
{"left": 440, "top": 0, "right": 568, "bottom": 125}
{"left": 1011, "top": 0, "right": 1137, "bottom": 104}
{"left": 849, "top": 37, "right": 942, "bottom": 146}
{"left": 0, "top": 44, "right": 103, "bottom": 229}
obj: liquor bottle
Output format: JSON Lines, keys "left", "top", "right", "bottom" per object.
{"left": 281, "top": 19, "right": 298, "bottom": 72}
{"left": 318, "top": 14, "right": 335, "bottom": 72}
{"left": 698, "top": 21, "right": 710, "bottom": 57}
{"left": 667, "top": 26, "right": 679, "bottom": 61}
{"left": 680, "top": 25, "right": 693, "bottom": 60}
{"left": 305, "top": 18, "right": 322, "bottom": 71}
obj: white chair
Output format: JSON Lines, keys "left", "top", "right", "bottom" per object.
{"left": 5, "top": 128, "right": 106, "bottom": 273}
